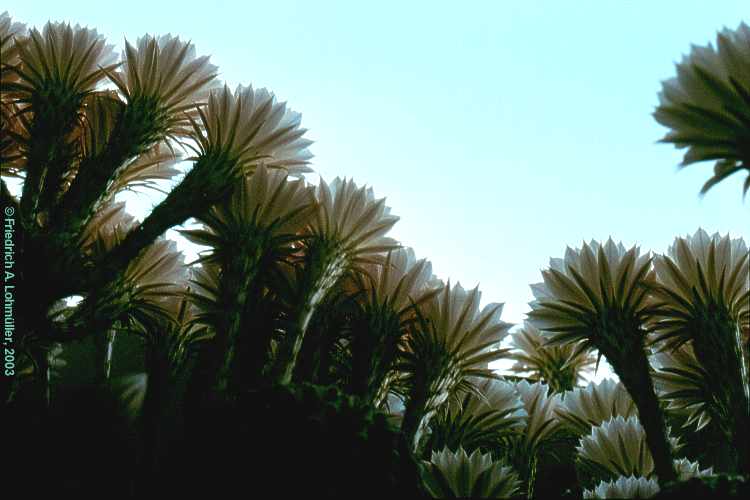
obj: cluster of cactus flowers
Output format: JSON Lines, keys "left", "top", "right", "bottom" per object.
{"left": 1, "top": 11, "right": 749, "bottom": 499}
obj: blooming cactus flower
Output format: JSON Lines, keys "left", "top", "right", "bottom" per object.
{"left": 556, "top": 379, "right": 637, "bottom": 435}
{"left": 181, "top": 164, "right": 317, "bottom": 265}
{"left": 654, "top": 23, "right": 750, "bottom": 196}
{"left": 509, "top": 322, "right": 596, "bottom": 392}
{"left": 651, "top": 228, "right": 749, "bottom": 347}
{"left": 348, "top": 246, "right": 440, "bottom": 316}
{"left": 0, "top": 11, "right": 26, "bottom": 84}
{"left": 583, "top": 475, "right": 660, "bottom": 499}
{"left": 109, "top": 33, "right": 219, "bottom": 135}
{"left": 189, "top": 84, "right": 313, "bottom": 171}
{"left": 515, "top": 380, "right": 562, "bottom": 452}
{"left": 527, "top": 239, "right": 655, "bottom": 350}
{"left": 577, "top": 415, "right": 683, "bottom": 480}
{"left": 10, "top": 20, "right": 116, "bottom": 95}
{"left": 426, "top": 377, "right": 527, "bottom": 454}
{"left": 311, "top": 176, "right": 400, "bottom": 262}
{"left": 421, "top": 446, "right": 520, "bottom": 498}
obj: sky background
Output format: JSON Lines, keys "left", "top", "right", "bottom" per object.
{"left": 6, "top": 1, "right": 749, "bottom": 379}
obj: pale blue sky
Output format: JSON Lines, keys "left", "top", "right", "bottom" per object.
{"left": 7, "top": 1, "right": 749, "bottom": 328}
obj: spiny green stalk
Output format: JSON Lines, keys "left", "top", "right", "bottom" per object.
{"left": 19, "top": 85, "right": 82, "bottom": 220}
{"left": 292, "top": 295, "right": 350, "bottom": 385}
{"left": 272, "top": 303, "right": 318, "bottom": 386}
{"left": 20, "top": 99, "right": 169, "bottom": 316}
{"left": 503, "top": 440, "right": 542, "bottom": 499}
{"left": 51, "top": 275, "right": 131, "bottom": 341}
{"left": 213, "top": 241, "right": 265, "bottom": 394}
{"left": 401, "top": 385, "right": 430, "bottom": 456}
{"left": 348, "top": 304, "right": 403, "bottom": 405}
{"left": 598, "top": 321, "right": 677, "bottom": 483}
{"left": 51, "top": 96, "right": 163, "bottom": 235}
{"left": 688, "top": 311, "right": 750, "bottom": 473}
{"left": 271, "top": 238, "right": 345, "bottom": 385}
{"left": 85, "top": 151, "right": 236, "bottom": 299}
{"left": 401, "top": 350, "right": 457, "bottom": 455}
{"left": 526, "top": 454, "right": 538, "bottom": 499}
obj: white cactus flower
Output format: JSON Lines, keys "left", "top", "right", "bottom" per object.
{"left": 653, "top": 23, "right": 750, "bottom": 195}
{"left": 428, "top": 377, "right": 527, "bottom": 453}
{"left": 181, "top": 164, "right": 317, "bottom": 265}
{"left": 312, "top": 177, "right": 400, "bottom": 263}
{"left": 0, "top": 11, "right": 27, "bottom": 82}
{"left": 557, "top": 379, "right": 637, "bottom": 435}
{"left": 577, "top": 415, "right": 681, "bottom": 479}
{"left": 11, "top": 20, "right": 116, "bottom": 94}
{"left": 189, "top": 84, "right": 313, "bottom": 171}
{"left": 515, "top": 380, "right": 561, "bottom": 451}
{"left": 526, "top": 239, "right": 683, "bottom": 481}
{"left": 109, "top": 34, "right": 218, "bottom": 121}
{"left": 509, "top": 322, "right": 596, "bottom": 392}
{"left": 583, "top": 475, "right": 660, "bottom": 499}
{"left": 421, "top": 446, "right": 520, "bottom": 498}
{"left": 651, "top": 228, "right": 749, "bottom": 347}
{"left": 348, "top": 247, "right": 441, "bottom": 315}
{"left": 527, "top": 238, "right": 655, "bottom": 353}
{"left": 420, "top": 282, "right": 511, "bottom": 361}
{"left": 673, "top": 458, "right": 714, "bottom": 480}
{"left": 461, "top": 378, "right": 528, "bottom": 428}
